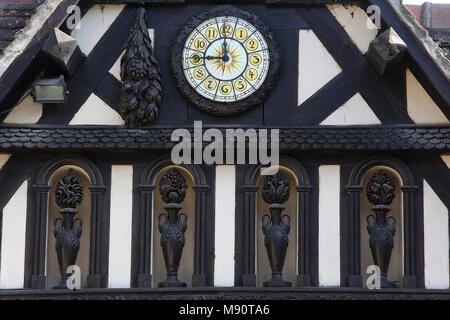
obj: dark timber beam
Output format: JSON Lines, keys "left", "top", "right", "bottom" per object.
{"left": 296, "top": 72, "right": 357, "bottom": 125}
{"left": 296, "top": 7, "right": 414, "bottom": 124}
{"left": 0, "top": 0, "right": 80, "bottom": 107}
{"left": 369, "top": 0, "right": 450, "bottom": 120}
{"left": 0, "top": 154, "right": 38, "bottom": 212}
{"left": 37, "top": 6, "right": 136, "bottom": 124}
{"left": 94, "top": 73, "right": 122, "bottom": 113}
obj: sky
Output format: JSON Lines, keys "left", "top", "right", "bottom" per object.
{"left": 403, "top": 0, "right": 449, "bottom": 4}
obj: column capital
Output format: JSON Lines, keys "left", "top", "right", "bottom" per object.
{"left": 241, "top": 185, "right": 258, "bottom": 192}
{"left": 137, "top": 184, "right": 155, "bottom": 192}
{"left": 401, "top": 185, "right": 418, "bottom": 193}
{"left": 345, "top": 185, "right": 364, "bottom": 193}
{"left": 89, "top": 185, "right": 107, "bottom": 193}
{"left": 193, "top": 184, "right": 210, "bottom": 192}
{"left": 296, "top": 185, "right": 313, "bottom": 193}
{"left": 31, "top": 184, "right": 51, "bottom": 192}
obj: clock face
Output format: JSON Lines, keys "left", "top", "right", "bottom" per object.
{"left": 182, "top": 16, "right": 270, "bottom": 103}
{"left": 171, "top": 6, "right": 280, "bottom": 117}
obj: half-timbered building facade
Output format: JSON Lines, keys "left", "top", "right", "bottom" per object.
{"left": 0, "top": 0, "right": 448, "bottom": 299}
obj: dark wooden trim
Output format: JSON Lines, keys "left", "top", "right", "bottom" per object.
{"left": 418, "top": 155, "right": 450, "bottom": 209}
{"left": 80, "top": 0, "right": 362, "bottom": 4}
{"left": 1, "top": 287, "right": 449, "bottom": 300}
{"left": 296, "top": 7, "right": 414, "bottom": 124}
{"left": 94, "top": 73, "right": 122, "bottom": 113}
{"left": 0, "top": 125, "right": 448, "bottom": 152}
{"left": 0, "top": 0, "right": 79, "bottom": 106}
{"left": 369, "top": 0, "right": 450, "bottom": 109}
{"left": 80, "top": 0, "right": 185, "bottom": 3}
{"left": 37, "top": 5, "right": 137, "bottom": 124}
{"left": 296, "top": 72, "right": 357, "bottom": 125}
{"left": 0, "top": 55, "right": 49, "bottom": 121}
{"left": 0, "top": 154, "right": 37, "bottom": 212}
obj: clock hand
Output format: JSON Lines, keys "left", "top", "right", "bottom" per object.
{"left": 192, "top": 54, "right": 224, "bottom": 61}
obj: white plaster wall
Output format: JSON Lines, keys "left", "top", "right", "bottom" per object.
{"left": 69, "top": 93, "right": 124, "bottom": 125}
{"left": 0, "top": 154, "right": 10, "bottom": 170}
{"left": 441, "top": 155, "right": 450, "bottom": 169}
{"left": 214, "top": 165, "right": 236, "bottom": 286}
{"left": 298, "top": 30, "right": 341, "bottom": 106}
{"left": 406, "top": 69, "right": 449, "bottom": 124}
{"left": 320, "top": 93, "right": 380, "bottom": 125}
{"left": 318, "top": 165, "right": 340, "bottom": 286}
{"left": 109, "top": 29, "right": 155, "bottom": 81}
{"left": 423, "top": 180, "right": 449, "bottom": 289}
{"left": 71, "top": 4, "right": 125, "bottom": 55}
{"left": 108, "top": 165, "right": 133, "bottom": 288}
{"left": 3, "top": 95, "right": 42, "bottom": 124}
{"left": 328, "top": 5, "right": 378, "bottom": 54}
{"left": 0, "top": 180, "right": 28, "bottom": 289}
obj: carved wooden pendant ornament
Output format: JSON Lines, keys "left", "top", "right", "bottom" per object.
{"left": 53, "top": 173, "right": 84, "bottom": 289}
{"left": 366, "top": 172, "right": 397, "bottom": 288}
{"left": 261, "top": 173, "right": 292, "bottom": 287}
{"left": 119, "top": 7, "right": 162, "bottom": 128}
{"left": 171, "top": 5, "right": 280, "bottom": 117}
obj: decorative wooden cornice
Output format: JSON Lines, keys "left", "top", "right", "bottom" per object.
{"left": 79, "top": 0, "right": 361, "bottom": 4}
{"left": 0, "top": 287, "right": 449, "bottom": 300}
{"left": 0, "top": 125, "right": 448, "bottom": 151}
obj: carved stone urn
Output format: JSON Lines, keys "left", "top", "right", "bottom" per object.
{"left": 366, "top": 172, "right": 397, "bottom": 288}
{"left": 158, "top": 168, "right": 188, "bottom": 287}
{"left": 53, "top": 173, "right": 83, "bottom": 289}
{"left": 261, "top": 173, "right": 292, "bottom": 287}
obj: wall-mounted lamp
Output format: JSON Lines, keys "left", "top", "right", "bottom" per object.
{"left": 31, "top": 75, "right": 68, "bottom": 103}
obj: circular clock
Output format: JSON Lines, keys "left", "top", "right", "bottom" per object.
{"left": 171, "top": 6, "right": 280, "bottom": 117}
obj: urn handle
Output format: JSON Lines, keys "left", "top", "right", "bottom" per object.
{"left": 54, "top": 217, "right": 63, "bottom": 238}
{"left": 387, "top": 216, "right": 397, "bottom": 236}
{"left": 281, "top": 213, "right": 291, "bottom": 233}
{"left": 74, "top": 217, "right": 83, "bottom": 237}
{"left": 367, "top": 214, "right": 376, "bottom": 234}
{"left": 178, "top": 212, "right": 187, "bottom": 232}
{"left": 262, "top": 213, "right": 271, "bottom": 233}
{"left": 158, "top": 212, "right": 168, "bottom": 232}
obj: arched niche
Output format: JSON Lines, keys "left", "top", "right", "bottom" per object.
{"left": 256, "top": 166, "right": 298, "bottom": 286}
{"left": 46, "top": 166, "right": 92, "bottom": 289}
{"left": 25, "top": 154, "right": 107, "bottom": 289}
{"left": 346, "top": 156, "right": 420, "bottom": 288}
{"left": 360, "top": 166, "right": 404, "bottom": 287}
{"left": 237, "top": 156, "right": 314, "bottom": 287}
{"left": 132, "top": 157, "right": 212, "bottom": 288}
{"left": 152, "top": 166, "right": 195, "bottom": 287}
